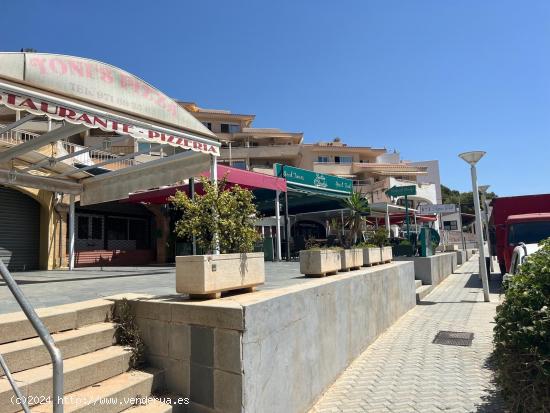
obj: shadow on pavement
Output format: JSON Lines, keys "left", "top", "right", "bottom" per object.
{"left": 474, "top": 355, "right": 507, "bottom": 412}
{"left": 464, "top": 273, "right": 503, "bottom": 295}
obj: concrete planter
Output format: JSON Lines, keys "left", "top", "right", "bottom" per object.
{"left": 300, "top": 249, "right": 341, "bottom": 277}
{"left": 340, "top": 248, "right": 363, "bottom": 271}
{"left": 380, "top": 246, "right": 393, "bottom": 263}
{"left": 362, "top": 247, "right": 381, "bottom": 266}
{"left": 176, "top": 252, "right": 265, "bottom": 299}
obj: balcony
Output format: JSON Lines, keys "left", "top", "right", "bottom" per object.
{"left": 312, "top": 162, "right": 354, "bottom": 177}
{"left": 220, "top": 144, "right": 301, "bottom": 160}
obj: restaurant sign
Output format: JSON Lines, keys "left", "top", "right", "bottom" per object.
{"left": 0, "top": 88, "right": 219, "bottom": 155}
{"left": 274, "top": 163, "right": 353, "bottom": 195}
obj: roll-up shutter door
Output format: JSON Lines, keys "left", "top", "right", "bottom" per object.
{"left": 0, "top": 186, "right": 40, "bottom": 271}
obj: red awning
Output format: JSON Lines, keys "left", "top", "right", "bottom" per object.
{"left": 125, "top": 165, "right": 286, "bottom": 204}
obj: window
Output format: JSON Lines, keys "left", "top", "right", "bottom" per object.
{"left": 443, "top": 220, "right": 458, "bottom": 231}
{"left": 220, "top": 124, "right": 239, "bottom": 133}
{"left": 106, "top": 217, "right": 128, "bottom": 240}
{"left": 202, "top": 122, "right": 212, "bottom": 130}
{"left": 77, "top": 216, "right": 89, "bottom": 239}
{"left": 129, "top": 219, "right": 148, "bottom": 248}
{"left": 337, "top": 156, "right": 353, "bottom": 164}
{"left": 231, "top": 160, "right": 247, "bottom": 170}
{"left": 317, "top": 156, "right": 329, "bottom": 163}
{"left": 91, "top": 217, "right": 103, "bottom": 239}
{"left": 508, "top": 221, "right": 550, "bottom": 245}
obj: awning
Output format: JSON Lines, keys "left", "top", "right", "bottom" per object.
{"left": 125, "top": 165, "right": 287, "bottom": 204}
{"left": 0, "top": 52, "right": 220, "bottom": 205}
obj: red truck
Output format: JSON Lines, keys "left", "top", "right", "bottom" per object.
{"left": 489, "top": 194, "right": 550, "bottom": 274}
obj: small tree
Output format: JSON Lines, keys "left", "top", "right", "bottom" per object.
{"left": 370, "top": 227, "right": 390, "bottom": 247}
{"left": 344, "top": 191, "right": 369, "bottom": 246}
{"left": 171, "top": 177, "right": 259, "bottom": 254}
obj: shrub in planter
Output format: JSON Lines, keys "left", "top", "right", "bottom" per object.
{"left": 340, "top": 248, "right": 363, "bottom": 271}
{"left": 493, "top": 238, "right": 550, "bottom": 412}
{"left": 171, "top": 177, "right": 264, "bottom": 298}
{"left": 393, "top": 239, "right": 414, "bottom": 257}
{"left": 300, "top": 247, "right": 342, "bottom": 277}
{"left": 357, "top": 242, "right": 381, "bottom": 266}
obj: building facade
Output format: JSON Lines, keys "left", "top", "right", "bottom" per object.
{"left": 181, "top": 102, "right": 441, "bottom": 210}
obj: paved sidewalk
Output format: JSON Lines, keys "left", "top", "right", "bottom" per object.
{"left": 310, "top": 257, "right": 505, "bottom": 413}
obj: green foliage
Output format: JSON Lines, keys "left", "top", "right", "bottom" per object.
{"left": 370, "top": 228, "right": 390, "bottom": 248}
{"left": 441, "top": 185, "right": 497, "bottom": 216}
{"left": 112, "top": 298, "right": 145, "bottom": 368}
{"left": 356, "top": 242, "right": 378, "bottom": 248}
{"left": 343, "top": 191, "right": 369, "bottom": 246}
{"left": 171, "top": 177, "right": 259, "bottom": 254}
{"left": 399, "top": 239, "right": 412, "bottom": 246}
{"left": 493, "top": 238, "right": 550, "bottom": 412}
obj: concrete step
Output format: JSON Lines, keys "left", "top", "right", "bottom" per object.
{"left": 27, "top": 368, "right": 164, "bottom": 413}
{"left": 414, "top": 279, "right": 422, "bottom": 288}
{"left": 0, "top": 299, "right": 114, "bottom": 345}
{"left": 416, "top": 284, "right": 434, "bottom": 303}
{"left": 0, "top": 346, "right": 132, "bottom": 413}
{"left": 0, "top": 322, "right": 116, "bottom": 375}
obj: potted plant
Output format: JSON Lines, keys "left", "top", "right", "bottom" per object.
{"left": 171, "top": 177, "right": 263, "bottom": 299}
{"left": 300, "top": 246, "right": 342, "bottom": 277}
{"left": 358, "top": 242, "right": 382, "bottom": 266}
{"left": 328, "top": 218, "right": 363, "bottom": 271}
{"left": 393, "top": 239, "right": 414, "bottom": 257}
{"left": 371, "top": 227, "right": 393, "bottom": 263}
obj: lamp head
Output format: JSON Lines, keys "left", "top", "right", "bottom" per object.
{"left": 458, "top": 151, "right": 486, "bottom": 165}
{"left": 478, "top": 185, "right": 490, "bottom": 194}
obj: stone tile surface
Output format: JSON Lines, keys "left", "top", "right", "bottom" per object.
{"left": 310, "top": 257, "right": 505, "bottom": 413}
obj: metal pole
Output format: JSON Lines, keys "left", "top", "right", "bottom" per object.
{"left": 458, "top": 202, "right": 466, "bottom": 251}
{"left": 480, "top": 192, "right": 494, "bottom": 273}
{"left": 190, "top": 177, "right": 196, "bottom": 255}
{"left": 0, "top": 261, "right": 64, "bottom": 412}
{"left": 284, "top": 189, "right": 290, "bottom": 261}
{"left": 210, "top": 155, "right": 220, "bottom": 255}
{"left": 68, "top": 194, "right": 75, "bottom": 270}
{"left": 405, "top": 195, "right": 410, "bottom": 241}
{"left": 470, "top": 165, "right": 490, "bottom": 302}
{"left": 385, "top": 204, "right": 391, "bottom": 238}
{"left": 275, "top": 190, "right": 282, "bottom": 261}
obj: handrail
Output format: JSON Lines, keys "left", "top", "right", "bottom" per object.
{"left": 0, "top": 260, "right": 63, "bottom": 413}
{"left": 0, "top": 353, "right": 30, "bottom": 413}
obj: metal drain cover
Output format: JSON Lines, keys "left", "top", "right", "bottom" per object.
{"left": 433, "top": 331, "right": 474, "bottom": 346}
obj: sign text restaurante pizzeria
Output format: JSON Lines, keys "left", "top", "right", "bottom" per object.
{"left": 0, "top": 90, "right": 219, "bottom": 155}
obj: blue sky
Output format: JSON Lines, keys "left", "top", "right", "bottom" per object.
{"left": 2, "top": 1, "right": 549, "bottom": 196}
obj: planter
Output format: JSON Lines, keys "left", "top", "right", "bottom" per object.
{"left": 340, "top": 248, "right": 363, "bottom": 271}
{"left": 176, "top": 252, "right": 265, "bottom": 299}
{"left": 300, "top": 249, "right": 341, "bottom": 277}
{"left": 362, "top": 247, "right": 381, "bottom": 266}
{"left": 380, "top": 246, "right": 393, "bottom": 263}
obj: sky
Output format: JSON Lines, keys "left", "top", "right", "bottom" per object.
{"left": 2, "top": 0, "right": 549, "bottom": 196}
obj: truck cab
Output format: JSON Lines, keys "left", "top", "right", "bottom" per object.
{"left": 502, "top": 213, "right": 550, "bottom": 272}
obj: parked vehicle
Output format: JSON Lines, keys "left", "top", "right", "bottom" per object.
{"left": 502, "top": 242, "right": 541, "bottom": 283}
{"left": 489, "top": 194, "right": 550, "bottom": 274}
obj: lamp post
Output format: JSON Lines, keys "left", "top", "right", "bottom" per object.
{"left": 459, "top": 151, "right": 490, "bottom": 302}
{"left": 478, "top": 184, "right": 494, "bottom": 273}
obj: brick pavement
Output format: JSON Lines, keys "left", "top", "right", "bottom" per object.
{"left": 309, "top": 257, "right": 505, "bottom": 413}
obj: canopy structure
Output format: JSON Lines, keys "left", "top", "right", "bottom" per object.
{"left": 0, "top": 52, "right": 220, "bottom": 205}
{"left": 126, "top": 164, "right": 287, "bottom": 204}
{"left": 0, "top": 52, "right": 221, "bottom": 268}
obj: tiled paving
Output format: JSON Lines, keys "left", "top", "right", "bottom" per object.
{"left": 0, "top": 261, "right": 305, "bottom": 314}
{"left": 310, "top": 257, "right": 505, "bottom": 413}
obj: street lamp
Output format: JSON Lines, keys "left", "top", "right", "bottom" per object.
{"left": 478, "top": 184, "right": 494, "bottom": 273}
{"left": 459, "top": 151, "right": 490, "bottom": 302}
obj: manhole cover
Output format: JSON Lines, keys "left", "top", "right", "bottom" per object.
{"left": 433, "top": 331, "right": 474, "bottom": 346}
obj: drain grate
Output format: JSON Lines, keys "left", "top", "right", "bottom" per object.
{"left": 433, "top": 331, "right": 474, "bottom": 346}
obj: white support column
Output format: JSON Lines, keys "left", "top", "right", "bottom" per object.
{"left": 210, "top": 155, "right": 220, "bottom": 255}
{"left": 68, "top": 194, "right": 75, "bottom": 270}
{"left": 275, "top": 190, "right": 282, "bottom": 261}
{"left": 385, "top": 204, "right": 391, "bottom": 238}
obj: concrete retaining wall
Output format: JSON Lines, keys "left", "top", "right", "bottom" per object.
{"left": 395, "top": 252, "right": 456, "bottom": 286}
{"left": 123, "top": 261, "right": 416, "bottom": 413}
{"left": 455, "top": 250, "right": 467, "bottom": 265}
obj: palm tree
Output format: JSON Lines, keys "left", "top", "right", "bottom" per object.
{"left": 343, "top": 191, "right": 370, "bottom": 246}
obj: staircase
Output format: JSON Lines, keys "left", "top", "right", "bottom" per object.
{"left": 0, "top": 299, "right": 177, "bottom": 413}
{"left": 415, "top": 279, "right": 434, "bottom": 303}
